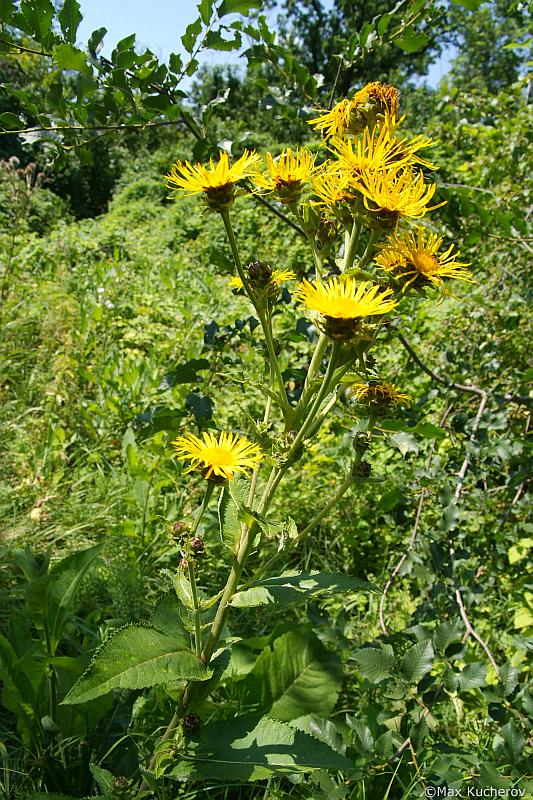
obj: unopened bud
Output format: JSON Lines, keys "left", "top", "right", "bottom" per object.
{"left": 190, "top": 536, "right": 205, "bottom": 554}
{"left": 183, "top": 714, "right": 201, "bottom": 735}
{"left": 172, "top": 521, "right": 190, "bottom": 538}
{"left": 112, "top": 777, "right": 129, "bottom": 797}
{"left": 179, "top": 558, "right": 188, "bottom": 571}
{"left": 247, "top": 260, "right": 272, "bottom": 287}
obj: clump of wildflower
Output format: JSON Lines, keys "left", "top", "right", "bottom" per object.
{"left": 165, "top": 150, "right": 260, "bottom": 210}
{"left": 172, "top": 430, "right": 264, "bottom": 481}
{"left": 374, "top": 226, "right": 471, "bottom": 291}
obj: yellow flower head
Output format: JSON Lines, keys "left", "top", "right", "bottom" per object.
{"left": 165, "top": 150, "right": 261, "bottom": 209}
{"left": 375, "top": 226, "right": 472, "bottom": 291}
{"left": 354, "top": 165, "right": 445, "bottom": 228}
{"left": 172, "top": 430, "right": 264, "bottom": 481}
{"left": 295, "top": 276, "right": 397, "bottom": 320}
{"left": 349, "top": 381, "right": 412, "bottom": 407}
{"left": 312, "top": 165, "right": 352, "bottom": 207}
{"left": 252, "top": 148, "right": 316, "bottom": 204}
{"left": 309, "top": 82, "right": 400, "bottom": 138}
{"left": 228, "top": 268, "right": 296, "bottom": 290}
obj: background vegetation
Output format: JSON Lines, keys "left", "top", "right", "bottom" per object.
{"left": 0, "top": 0, "right": 531, "bottom": 797}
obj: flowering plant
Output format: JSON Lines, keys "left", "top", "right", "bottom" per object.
{"left": 63, "top": 83, "right": 471, "bottom": 787}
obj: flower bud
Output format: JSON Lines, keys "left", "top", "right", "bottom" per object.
{"left": 190, "top": 536, "right": 205, "bottom": 554}
{"left": 112, "top": 777, "right": 129, "bottom": 798}
{"left": 183, "top": 714, "right": 201, "bottom": 735}
{"left": 247, "top": 260, "right": 273, "bottom": 287}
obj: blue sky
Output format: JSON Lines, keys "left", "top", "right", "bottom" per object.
{"left": 75, "top": 0, "right": 452, "bottom": 86}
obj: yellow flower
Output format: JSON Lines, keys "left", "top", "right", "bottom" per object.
{"left": 172, "top": 430, "right": 264, "bottom": 481}
{"left": 375, "top": 226, "right": 472, "bottom": 290}
{"left": 331, "top": 120, "right": 437, "bottom": 178}
{"left": 295, "top": 276, "right": 397, "bottom": 320}
{"left": 354, "top": 165, "right": 445, "bottom": 228}
{"left": 309, "top": 82, "right": 400, "bottom": 138}
{"left": 311, "top": 165, "right": 352, "bottom": 207}
{"left": 228, "top": 269, "right": 296, "bottom": 290}
{"left": 349, "top": 381, "right": 412, "bottom": 406}
{"left": 252, "top": 148, "right": 316, "bottom": 203}
{"left": 165, "top": 150, "right": 261, "bottom": 209}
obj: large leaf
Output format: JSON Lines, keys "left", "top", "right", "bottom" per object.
{"left": 218, "top": 478, "right": 249, "bottom": 550}
{"left": 46, "top": 544, "right": 103, "bottom": 655}
{"left": 168, "top": 713, "right": 352, "bottom": 781}
{"left": 230, "top": 570, "right": 375, "bottom": 608}
{"left": 57, "top": 0, "right": 82, "bottom": 43}
{"left": 353, "top": 644, "right": 395, "bottom": 684}
{"left": 243, "top": 629, "right": 342, "bottom": 721}
{"left": 218, "top": 0, "right": 262, "bottom": 16}
{"left": 62, "top": 624, "right": 211, "bottom": 704}
{"left": 150, "top": 593, "right": 191, "bottom": 647}
{"left": 401, "top": 640, "right": 434, "bottom": 684}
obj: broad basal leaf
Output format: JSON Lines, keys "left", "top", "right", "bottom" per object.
{"left": 230, "top": 570, "right": 375, "bottom": 608}
{"left": 168, "top": 713, "right": 352, "bottom": 781}
{"left": 62, "top": 624, "right": 211, "bottom": 704}
{"left": 243, "top": 629, "right": 342, "bottom": 721}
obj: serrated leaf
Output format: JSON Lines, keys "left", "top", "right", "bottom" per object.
{"left": 230, "top": 571, "right": 375, "bottom": 608}
{"left": 218, "top": 0, "right": 261, "bottom": 16}
{"left": 198, "top": 0, "right": 213, "bottom": 24}
{"left": 182, "top": 16, "right": 203, "bottom": 53}
{"left": 62, "top": 624, "right": 211, "bottom": 704}
{"left": 185, "top": 392, "right": 213, "bottom": 423}
{"left": 450, "top": 0, "right": 484, "bottom": 8}
{"left": 150, "top": 593, "right": 190, "bottom": 646}
{"left": 0, "top": 0, "right": 16, "bottom": 24}
{"left": 218, "top": 479, "right": 248, "bottom": 550}
{"left": 499, "top": 663, "right": 519, "bottom": 697}
{"left": 243, "top": 629, "right": 342, "bottom": 721}
{"left": 458, "top": 662, "right": 486, "bottom": 690}
{"left": 412, "top": 421, "right": 446, "bottom": 440}
{"left": 53, "top": 43, "right": 91, "bottom": 73}
{"left": 389, "top": 431, "right": 419, "bottom": 456}
{"left": 0, "top": 111, "right": 24, "bottom": 130}
{"left": 346, "top": 717, "right": 374, "bottom": 757}
{"left": 353, "top": 644, "right": 395, "bottom": 683}
{"left": 88, "top": 26, "right": 106, "bottom": 56}
{"left": 168, "top": 713, "right": 352, "bottom": 781}
{"left": 204, "top": 29, "right": 242, "bottom": 50}
{"left": 434, "top": 618, "right": 464, "bottom": 651}
{"left": 501, "top": 720, "right": 525, "bottom": 763}
{"left": 401, "top": 640, "right": 434, "bottom": 683}
{"left": 58, "top": 0, "right": 82, "bottom": 43}
{"left": 395, "top": 29, "right": 429, "bottom": 53}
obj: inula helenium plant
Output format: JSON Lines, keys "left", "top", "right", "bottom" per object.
{"left": 62, "top": 82, "right": 472, "bottom": 786}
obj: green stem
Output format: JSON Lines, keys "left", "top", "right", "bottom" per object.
{"left": 356, "top": 229, "right": 380, "bottom": 270}
{"left": 187, "top": 483, "right": 214, "bottom": 659}
{"left": 221, "top": 209, "right": 290, "bottom": 419}
{"left": 343, "top": 219, "right": 362, "bottom": 272}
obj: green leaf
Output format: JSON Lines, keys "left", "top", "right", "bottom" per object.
{"left": 412, "top": 422, "right": 446, "bottom": 440}
{"left": 88, "top": 26, "right": 106, "bottom": 56}
{"left": 243, "top": 629, "right": 342, "bottom": 721}
{"left": 150, "top": 593, "right": 191, "bottom": 647}
{"left": 46, "top": 544, "right": 103, "bottom": 655}
{"left": 458, "top": 662, "right": 486, "bottom": 690}
{"left": 182, "top": 16, "right": 203, "bottom": 53}
{"left": 218, "top": 479, "right": 248, "bottom": 550}
{"left": 450, "top": 0, "right": 484, "bottom": 8}
{"left": 501, "top": 720, "right": 525, "bottom": 764}
{"left": 89, "top": 764, "right": 114, "bottom": 798}
{"left": 204, "top": 29, "right": 242, "bottom": 50}
{"left": 198, "top": 0, "right": 213, "bottom": 24}
{"left": 165, "top": 358, "right": 210, "bottom": 386}
{"left": 395, "top": 29, "right": 429, "bottom": 53}
{"left": 185, "top": 392, "right": 213, "bottom": 423}
{"left": 230, "top": 570, "right": 375, "bottom": 608}
{"left": 58, "top": 0, "right": 82, "bottom": 43}
{"left": 53, "top": 43, "right": 91, "bottom": 73}
{"left": 62, "top": 624, "right": 211, "bottom": 704}
{"left": 168, "top": 713, "right": 352, "bottom": 781}
{"left": 0, "top": 112, "right": 24, "bottom": 130}
{"left": 499, "top": 663, "right": 519, "bottom": 697}
{"left": 434, "top": 618, "right": 464, "bottom": 652}
{"left": 388, "top": 431, "right": 419, "bottom": 456}
{"left": 401, "top": 640, "right": 434, "bottom": 683}
{"left": 218, "top": 0, "right": 261, "bottom": 16}
{"left": 353, "top": 644, "right": 395, "bottom": 683}
{"left": 0, "top": 0, "right": 16, "bottom": 24}
{"left": 17, "top": 0, "right": 55, "bottom": 44}
{"left": 346, "top": 717, "right": 374, "bottom": 757}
